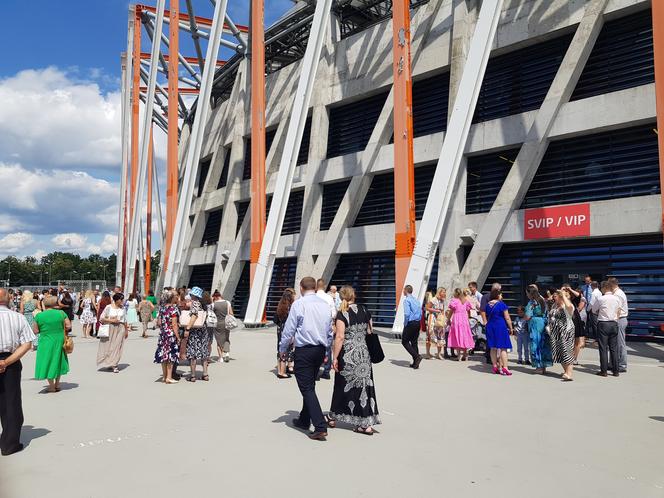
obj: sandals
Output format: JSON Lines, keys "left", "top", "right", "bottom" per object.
{"left": 276, "top": 373, "right": 290, "bottom": 379}
{"left": 112, "top": 367, "right": 120, "bottom": 373}
{"left": 354, "top": 427, "right": 374, "bottom": 436}
{"left": 201, "top": 375, "right": 209, "bottom": 381}
{"left": 187, "top": 376, "right": 196, "bottom": 382}
{"left": 324, "top": 416, "right": 336, "bottom": 428}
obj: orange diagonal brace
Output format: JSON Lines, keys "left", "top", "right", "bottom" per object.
{"left": 392, "top": 0, "right": 417, "bottom": 301}
{"left": 164, "top": 0, "right": 179, "bottom": 272}
{"left": 145, "top": 127, "right": 154, "bottom": 294}
{"left": 652, "top": 1, "right": 664, "bottom": 234}
{"left": 250, "top": 0, "right": 266, "bottom": 290}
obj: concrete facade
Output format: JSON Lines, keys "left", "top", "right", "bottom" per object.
{"left": 178, "top": 0, "right": 659, "bottom": 308}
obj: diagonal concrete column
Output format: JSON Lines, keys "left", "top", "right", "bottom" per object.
{"left": 458, "top": 0, "right": 610, "bottom": 288}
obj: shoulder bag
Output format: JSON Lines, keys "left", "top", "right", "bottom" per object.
{"left": 179, "top": 309, "right": 207, "bottom": 328}
{"left": 225, "top": 313, "right": 238, "bottom": 330}
{"left": 206, "top": 303, "right": 218, "bottom": 327}
{"left": 364, "top": 310, "right": 384, "bottom": 364}
{"left": 97, "top": 306, "right": 111, "bottom": 338}
{"left": 63, "top": 313, "right": 74, "bottom": 354}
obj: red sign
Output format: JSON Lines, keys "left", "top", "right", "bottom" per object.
{"left": 524, "top": 203, "right": 590, "bottom": 240}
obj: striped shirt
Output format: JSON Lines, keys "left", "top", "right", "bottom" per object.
{"left": 0, "top": 305, "right": 36, "bottom": 353}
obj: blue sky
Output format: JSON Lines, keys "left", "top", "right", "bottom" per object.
{"left": 0, "top": 0, "right": 293, "bottom": 258}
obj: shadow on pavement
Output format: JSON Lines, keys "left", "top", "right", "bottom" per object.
{"left": 22, "top": 425, "right": 50, "bottom": 447}
{"left": 389, "top": 359, "right": 411, "bottom": 368}
{"left": 649, "top": 416, "right": 664, "bottom": 422}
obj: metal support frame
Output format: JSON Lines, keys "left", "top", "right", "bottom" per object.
{"left": 392, "top": 0, "right": 416, "bottom": 304}
{"left": 244, "top": 0, "right": 333, "bottom": 325}
{"left": 145, "top": 127, "right": 154, "bottom": 294}
{"left": 652, "top": 0, "right": 664, "bottom": 231}
{"left": 130, "top": 6, "right": 142, "bottom": 225}
{"left": 164, "top": 0, "right": 230, "bottom": 288}
{"left": 391, "top": 0, "right": 503, "bottom": 333}
{"left": 125, "top": 0, "right": 166, "bottom": 293}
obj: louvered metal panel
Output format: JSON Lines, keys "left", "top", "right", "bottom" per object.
{"left": 320, "top": 179, "right": 351, "bottom": 230}
{"left": 466, "top": 148, "right": 520, "bottom": 214}
{"left": 236, "top": 200, "right": 250, "bottom": 235}
{"left": 217, "top": 147, "right": 231, "bottom": 189}
{"left": 413, "top": 72, "right": 449, "bottom": 137}
{"left": 242, "top": 129, "right": 277, "bottom": 180}
{"left": 327, "top": 91, "right": 389, "bottom": 158}
{"left": 473, "top": 34, "right": 572, "bottom": 123}
{"left": 485, "top": 235, "right": 664, "bottom": 337}
{"left": 297, "top": 115, "right": 313, "bottom": 166}
{"left": 188, "top": 264, "right": 215, "bottom": 291}
{"left": 232, "top": 262, "right": 250, "bottom": 318}
{"left": 522, "top": 124, "right": 660, "bottom": 209}
{"left": 282, "top": 190, "right": 304, "bottom": 235}
{"left": 572, "top": 10, "right": 653, "bottom": 101}
{"left": 201, "top": 209, "right": 223, "bottom": 246}
{"left": 330, "top": 252, "right": 396, "bottom": 325}
{"left": 266, "top": 257, "right": 298, "bottom": 321}
{"left": 414, "top": 164, "right": 436, "bottom": 220}
{"left": 197, "top": 157, "right": 211, "bottom": 197}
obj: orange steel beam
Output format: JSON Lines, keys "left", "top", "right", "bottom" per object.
{"left": 139, "top": 52, "right": 226, "bottom": 66}
{"left": 165, "top": 0, "right": 179, "bottom": 272}
{"left": 140, "top": 86, "right": 199, "bottom": 95}
{"left": 145, "top": 128, "right": 154, "bottom": 294}
{"left": 653, "top": 1, "right": 664, "bottom": 234}
{"left": 250, "top": 0, "right": 266, "bottom": 291}
{"left": 130, "top": 7, "right": 142, "bottom": 224}
{"left": 138, "top": 4, "right": 248, "bottom": 32}
{"left": 392, "top": 0, "right": 416, "bottom": 302}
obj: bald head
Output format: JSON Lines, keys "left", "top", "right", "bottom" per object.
{"left": 0, "top": 288, "right": 8, "bottom": 306}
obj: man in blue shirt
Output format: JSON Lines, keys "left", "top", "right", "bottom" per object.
{"left": 401, "top": 285, "right": 423, "bottom": 369}
{"left": 279, "top": 277, "right": 334, "bottom": 440}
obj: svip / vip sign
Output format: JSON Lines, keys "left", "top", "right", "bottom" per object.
{"left": 524, "top": 203, "right": 590, "bottom": 240}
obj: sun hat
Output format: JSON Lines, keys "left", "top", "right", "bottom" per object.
{"left": 190, "top": 286, "right": 204, "bottom": 299}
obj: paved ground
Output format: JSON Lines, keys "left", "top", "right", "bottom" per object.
{"left": 1, "top": 321, "right": 663, "bottom": 498}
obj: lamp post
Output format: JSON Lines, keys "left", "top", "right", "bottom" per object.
{"left": 70, "top": 270, "right": 77, "bottom": 281}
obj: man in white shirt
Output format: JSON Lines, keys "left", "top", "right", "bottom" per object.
{"left": 608, "top": 277, "right": 628, "bottom": 372}
{"left": 585, "top": 281, "right": 602, "bottom": 339}
{"left": 316, "top": 279, "right": 336, "bottom": 380}
{"left": 590, "top": 281, "right": 621, "bottom": 377}
{"left": 327, "top": 285, "right": 341, "bottom": 311}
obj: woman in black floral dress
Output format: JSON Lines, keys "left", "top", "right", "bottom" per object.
{"left": 184, "top": 287, "right": 212, "bottom": 382}
{"left": 328, "top": 286, "right": 380, "bottom": 435}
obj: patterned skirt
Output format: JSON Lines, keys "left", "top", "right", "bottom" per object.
{"left": 154, "top": 330, "right": 179, "bottom": 363}
{"left": 186, "top": 327, "right": 212, "bottom": 360}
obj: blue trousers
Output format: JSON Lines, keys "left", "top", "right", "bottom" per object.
{"left": 516, "top": 331, "right": 530, "bottom": 361}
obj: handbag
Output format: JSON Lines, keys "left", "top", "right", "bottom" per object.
{"left": 179, "top": 309, "right": 207, "bottom": 328}
{"left": 97, "top": 305, "right": 111, "bottom": 338}
{"left": 206, "top": 304, "right": 218, "bottom": 327}
{"left": 63, "top": 335, "right": 74, "bottom": 354}
{"left": 365, "top": 329, "right": 384, "bottom": 364}
{"left": 225, "top": 313, "right": 238, "bottom": 330}
{"left": 435, "top": 312, "right": 447, "bottom": 329}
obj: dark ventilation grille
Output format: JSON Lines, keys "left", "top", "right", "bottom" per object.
{"left": 266, "top": 258, "right": 298, "bottom": 321}
{"left": 572, "top": 10, "right": 654, "bottom": 101}
{"left": 522, "top": 124, "right": 660, "bottom": 209}
{"left": 414, "top": 164, "right": 436, "bottom": 220}
{"left": 198, "top": 157, "right": 212, "bottom": 196}
{"left": 330, "top": 252, "right": 396, "bottom": 325}
{"left": 201, "top": 209, "right": 223, "bottom": 246}
{"left": 236, "top": 200, "right": 250, "bottom": 235}
{"left": 473, "top": 34, "right": 573, "bottom": 123}
{"left": 282, "top": 190, "right": 304, "bottom": 235}
{"left": 217, "top": 147, "right": 231, "bottom": 189}
{"left": 428, "top": 249, "right": 440, "bottom": 291}
{"left": 320, "top": 179, "right": 351, "bottom": 230}
{"left": 297, "top": 115, "right": 313, "bottom": 165}
{"left": 466, "top": 148, "right": 520, "bottom": 214}
{"left": 232, "top": 263, "right": 250, "bottom": 318}
{"left": 243, "top": 129, "right": 277, "bottom": 180}
{"left": 188, "top": 264, "right": 215, "bottom": 291}
{"left": 413, "top": 72, "right": 450, "bottom": 137}
{"left": 485, "top": 235, "right": 664, "bottom": 337}
{"left": 327, "top": 91, "right": 389, "bottom": 158}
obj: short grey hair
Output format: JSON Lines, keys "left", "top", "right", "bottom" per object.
{"left": 160, "top": 289, "right": 176, "bottom": 306}
{"left": 491, "top": 282, "right": 502, "bottom": 291}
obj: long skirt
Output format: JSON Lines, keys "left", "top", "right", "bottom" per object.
{"left": 186, "top": 327, "right": 212, "bottom": 360}
{"left": 97, "top": 325, "right": 126, "bottom": 368}
{"left": 529, "top": 317, "right": 553, "bottom": 369}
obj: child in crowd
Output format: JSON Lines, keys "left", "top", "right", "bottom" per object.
{"left": 514, "top": 305, "right": 530, "bottom": 365}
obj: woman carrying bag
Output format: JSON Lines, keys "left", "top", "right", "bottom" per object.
{"left": 182, "top": 287, "right": 211, "bottom": 382}
{"left": 96, "top": 293, "right": 128, "bottom": 373}
{"left": 33, "top": 296, "right": 71, "bottom": 393}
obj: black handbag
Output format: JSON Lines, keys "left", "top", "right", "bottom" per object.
{"left": 365, "top": 330, "right": 384, "bottom": 364}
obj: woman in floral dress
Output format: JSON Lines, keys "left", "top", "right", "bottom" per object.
{"left": 328, "top": 285, "right": 380, "bottom": 435}
{"left": 184, "top": 287, "right": 212, "bottom": 382}
{"left": 79, "top": 290, "right": 97, "bottom": 339}
{"left": 154, "top": 290, "right": 180, "bottom": 384}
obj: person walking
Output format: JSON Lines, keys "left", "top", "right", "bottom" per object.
{"left": 212, "top": 291, "right": 234, "bottom": 364}
{"left": 125, "top": 293, "right": 140, "bottom": 331}
{"left": 94, "top": 291, "right": 112, "bottom": 338}
{"left": 0, "top": 288, "right": 35, "bottom": 455}
{"left": 146, "top": 290, "right": 158, "bottom": 323}
{"left": 591, "top": 281, "right": 621, "bottom": 377}
{"left": 328, "top": 286, "right": 380, "bottom": 435}
{"left": 33, "top": 296, "right": 71, "bottom": 393}
{"left": 425, "top": 288, "right": 446, "bottom": 359}
{"left": 608, "top": 277, "right": 628, "bottom": 373}
{"left": 97, "top": 293, "right": 129, "bottom": 373}
{"left": 548, "top": 289, "right": 576, "bottom": 381}
{"left": 446, "top": 288, "right": 474, "bottom": 361}
{"left": 184, "top": 287, "right": 211, "bottom": 382}
{"left": 525, "top": 284, "right": 552, "bottom": 374}
{"left": 79, "top": 290, "right": 97, "bottom": 339}
{"left": 19, "top": 290, "right": 38, "bottom": 351}
{"left": 485, "top": 288, "right": 514, "bottom": 375}
{"left": 316, "top": 279, "right": 336, "bottom": 380}
{"left": 137, "top": 295, "right": 154, "bottom": 338}
{"left": 279, "top": 277, "right": 334, "bottom": 441}
{"left": 274, "top": 288, "right": 296, "bottom": 379}
{"left": 154, "top": 290, "right": 180, "bottom": 384}
{"left": 401, "top": 285, "right": 423, "bottom": 369}
{"left": 58, "top": 290, "right": 74, "bottom": 324}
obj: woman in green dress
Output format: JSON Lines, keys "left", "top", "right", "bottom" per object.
{"left": 33, "top": 296, "right": 71, "bottom": 393}
{"left": 146, "top": 290, "right": 158, "bottom": 321}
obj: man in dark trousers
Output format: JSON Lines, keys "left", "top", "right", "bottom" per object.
{"left": 401, "top": 285, "right": 423, "bottom": 369}
{"left": 590, "top": 281, "right": 621, "bottom": 377}
{"left": 279, "top": 277, "right": 334, "bottom": 441}
{"left": 0, "top": 288, "right": 35, "bottom": 456}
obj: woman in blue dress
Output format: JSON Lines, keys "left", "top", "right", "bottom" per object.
{"left": 524, "top": 284, "right": 552, "bottom": 374}
{"left": 485, "top": 288, "right": 514, "bottom": 376}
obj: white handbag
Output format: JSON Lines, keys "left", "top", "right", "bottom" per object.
{"left": 206, "top": 304, "right": 218, "bottom": 327}
{"left": 98, "top": 306, "right": 111, "bottom": 338}
{"left": 225, "top": 314, "right": 238, "bottom": 330}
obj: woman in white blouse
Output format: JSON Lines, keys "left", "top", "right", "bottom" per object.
{"left": 96, "top": 293, "right": 129, "bottom": 373}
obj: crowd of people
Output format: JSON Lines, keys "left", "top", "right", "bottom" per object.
{"left": 0, "top": 271, "right": 632, "bottom": 452}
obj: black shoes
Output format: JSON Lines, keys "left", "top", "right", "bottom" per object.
{"left": 596, "top": 371, "right": 608, "bottom": 377}
{"left": 292, "top": 418, "right": 310, "bottom": 431}
{"left": 320, "top": 372, "right": 331, "bottom": 380}
{"left": 308, "top": 431, "right": 328, "bottom": 441}
{"left": 1, "top": 444, "right": 24, "bottom": 456}
{"left": 411, "top": 356, "right": 422, "bottom": 369}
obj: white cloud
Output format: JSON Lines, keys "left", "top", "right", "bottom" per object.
{"left": 87, "top": 234, "right": 118, "bottom": 255}
{"left": 0, "top": 233, "right": 33, "bottom": 253}
{"left": 52, "top": 233, "right": 88, "bottom": 251}
{"left": 0, "top": 67, "right": 121, "bottom": 168}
